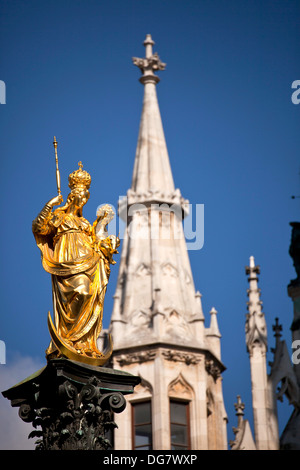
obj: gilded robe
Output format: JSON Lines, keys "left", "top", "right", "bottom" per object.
{"left": 33, "top": 207, "right": 116, "bottom": 359}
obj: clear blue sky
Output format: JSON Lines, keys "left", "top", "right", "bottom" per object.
{"left": 0, "top": 0, "right": 299, "bottom": 449}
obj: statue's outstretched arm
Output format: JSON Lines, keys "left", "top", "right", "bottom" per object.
{"left": 32, "top": 194, "right": 63, "bottom": 235}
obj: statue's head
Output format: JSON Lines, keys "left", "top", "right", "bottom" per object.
{"left": 68, "top": 161, "right": 91, "bottom": 191}
{"left": 67, "top": 161, "right": 91, "bottom": 211}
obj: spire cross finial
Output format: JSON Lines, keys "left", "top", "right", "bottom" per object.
{"left": 234, "top": 395, "right": 245, "bottom": 426}
{"left": 132, "top": 34, "right": 166, "bottom": 85}
{"left": 245, "top": 255, "right": 260, "bottom": 278}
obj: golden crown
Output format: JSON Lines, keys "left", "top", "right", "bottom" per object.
{"left": 68, "top": 161, "right": 91, "bottom": 190}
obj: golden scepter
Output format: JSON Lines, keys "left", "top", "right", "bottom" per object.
{"left": 53, "top": 136, "right": 61, "bottom": 196}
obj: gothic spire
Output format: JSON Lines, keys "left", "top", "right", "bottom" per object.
{"left": 245, "top": 256, "right": 274, "bottom": 449}
{"left": 111, "top": 35, "right": 205, "bottom": 348}
{"left": 130, "top": 34, "right": 175, "bottom": 196}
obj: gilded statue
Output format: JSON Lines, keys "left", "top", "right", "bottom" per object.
{"left": 32, "top": 141, "right": 119, "bottom": 366}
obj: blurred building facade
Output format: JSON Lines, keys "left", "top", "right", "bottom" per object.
{"left": 101, "top": 35, "right": 300, "bottom": 450}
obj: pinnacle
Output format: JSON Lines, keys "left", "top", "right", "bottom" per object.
{"left": 210, "top": 307, "right": 218, "bottom": 315}
{"left": 234, "top": 395, "right": 245, "bottom": 416}
{"left": 208, "top": 307, "right": 221, "bottom": 338}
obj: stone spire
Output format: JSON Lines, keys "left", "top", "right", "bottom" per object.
{"left": 108, "top": 34, "right": 228, "bottom": 451}
{"left": 245, "top": 256, "right": 275, "bottom": 450}
{"left": 126, "top": 34, "right": 184, "bottom": 204}
{"left": 112, "top": 35, "right": 203, "bottom": 349}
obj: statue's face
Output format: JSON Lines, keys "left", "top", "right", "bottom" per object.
{"left": 70, "top": 188, "right": 90, "bottom": 210}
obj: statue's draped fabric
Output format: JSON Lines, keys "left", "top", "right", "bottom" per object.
{"left": 33, "top": 208, "right": 114, "bottom": 358}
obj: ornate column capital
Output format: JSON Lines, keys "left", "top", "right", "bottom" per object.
{"left": 2, "top": 358, "right": 140, "bottom": 450}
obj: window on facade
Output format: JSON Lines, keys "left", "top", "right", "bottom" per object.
{"left": 132, "top": 401, "right": 153, "bottom": 450}
{"left": 170, "top": 400, "right": 190, "bottom": 450}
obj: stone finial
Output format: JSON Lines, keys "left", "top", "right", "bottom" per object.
{"left": 234, "top": 395, "right": 245, "bottom": 426}
{"left": 194, "top": 291, "right": 205, "bottom": 320}
{"left": 209, "top": 307, "right": 221, "bottom": 337}
{"left": 205, "top": 307, "right": 221, "bottom": 359}
{"left": 245, "top": 255, "right": 260, "bottom": 277}
{"left": 143, "top": 34, "right": 155, "bottom": 58}
{"left": 230, "top": 395, "right": 257, "bottom": 450}
{"left": 132, "top": 34, "right": 166, "bottom": 84}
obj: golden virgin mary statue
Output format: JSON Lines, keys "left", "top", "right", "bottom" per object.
{"left": 32, "top": 161, "right": 119, "bottom": 366}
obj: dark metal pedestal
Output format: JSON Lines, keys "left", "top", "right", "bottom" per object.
{"left": 2, "top": 358, "right": 140, "bottom": 450}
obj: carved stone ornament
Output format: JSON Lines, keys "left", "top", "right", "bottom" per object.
{"left": 118, "top": 189, "right": 189, "bottom": 220}
{"left": 168, "top": 373, "right": 193, "bottom": 400}
{"left": 162, "top": 262, "right": 178, "bottom": 278}
{"left": 136, "top": 263, "right": 151, "bottom": 277}
{"left": 116, "top": 350, "right": 157, "bottom": 366}
{"left": 130, "top": 377, "right": 153, "bottom": 399}
{"left": 205, "top": 358, "right": 221, "bottom": 381}
{"left": 2, "top": 358, "right": 140, "bottom": 450}
{"left": 245, "top": 310, "right": 268, "bottom": 353}
{"left": 162, "top": 349, "right": 201, "bottom": 365}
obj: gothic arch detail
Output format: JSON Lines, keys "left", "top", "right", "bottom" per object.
{"left": 135, "top": 263, "right": 151, "bottom": 277}
{"left": 129, "top": 375, "right": 153, "bottom": 402}
{"left": 168, "top": 373, "right": 194, "bottom": 400}
{"left": 130, "top": 309, "right": 151, "bottom": 328}
{"left": 162, "top": 262, "right": 178, "bottom": 278}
